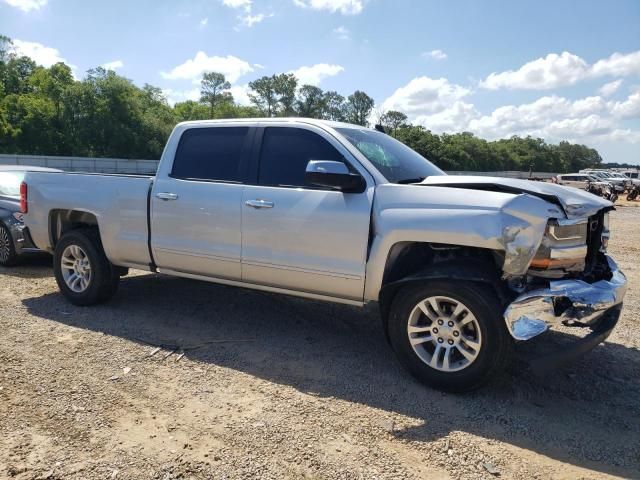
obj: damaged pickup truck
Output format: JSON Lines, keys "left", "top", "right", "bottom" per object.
{"left": 22, "top": 119, "right": 627, "bottom": 391}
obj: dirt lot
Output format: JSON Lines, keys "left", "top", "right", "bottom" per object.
{"left": 1, "top": 206, "right": 639, "bottom": 480}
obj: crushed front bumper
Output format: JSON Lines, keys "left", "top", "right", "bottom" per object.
{"left": 504, "top": 256, "right": 627, "bottom": 341}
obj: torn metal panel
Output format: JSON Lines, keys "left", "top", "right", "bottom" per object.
{"left": 504, "top": 256, "right": 627, "bottom": 340}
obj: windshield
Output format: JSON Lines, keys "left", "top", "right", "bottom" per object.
{"left": 0, "top": 171, "right": 25, "bottom": 198}
{"left": 336, "top": 128, "right": 444, "bottom": 183}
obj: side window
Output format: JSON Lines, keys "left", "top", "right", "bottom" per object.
{"left": 172, "top": 127, "right": 249, "bottom": 182}
{"left": 258, "top": 127, "right": 345, "bottom": 188}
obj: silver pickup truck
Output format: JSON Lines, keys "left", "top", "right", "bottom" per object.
{"left": 22, "top": 119, "right": 627, "bottom": 391}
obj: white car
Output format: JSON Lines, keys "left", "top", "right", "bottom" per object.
{"left": 556, "top": 173, "right": 609, "bottom": 190}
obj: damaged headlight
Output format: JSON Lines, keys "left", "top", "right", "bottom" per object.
{"left": 529, "top": 219, "right": 588, "bottom": 274}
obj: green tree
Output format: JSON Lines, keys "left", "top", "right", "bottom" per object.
{"left": 381, "top": 110, "right": 408, "bottom": 135}
{"left": 248, "top": 75, "right": 278, "bottom": 116}
{"left": 296, "top": 85, "right": 325, "bottom": 118}
{"left": 321, "top": 91, "right": 346, "bottom": 121}
{"left": 200, "top": 72, "right": 232, "bottom": 118}
{"left": 345, "top": 90, "right": 374, "bottom": 126}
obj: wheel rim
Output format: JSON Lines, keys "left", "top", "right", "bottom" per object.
{"left": 61, "top": 245, "right": 92, "bottom": 293}
{"left": 0, "top": 227, "right": 10, "bottom": 263}
{"left": 407, "top": 296, "right": 483, "bottom": 372}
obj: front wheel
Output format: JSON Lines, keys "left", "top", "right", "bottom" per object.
{"left": 387, "top": 281, "right": 512, "bottom": 392}
{"left": 627, "top": 190, "right": 638, "bottom": 201}
{"left": 54, "top": 228, "right": 120, "bottom": 306}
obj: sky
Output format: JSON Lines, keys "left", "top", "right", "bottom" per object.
{"left": 1, "top": 0, "right": 639, "bottom": 163}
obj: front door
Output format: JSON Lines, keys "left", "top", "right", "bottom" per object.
{"left": 241, "top": 126, "right": 373, "bottom": 301}
{"left": 151, "top": 125, "right": 252, "bottom": 280}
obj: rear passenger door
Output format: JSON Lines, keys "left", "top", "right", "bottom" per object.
{"left": 241, "top": 125, "right": 374, "bottom": 301}
{"left": 151, "top": 125, "right": 253, "bottom": 280}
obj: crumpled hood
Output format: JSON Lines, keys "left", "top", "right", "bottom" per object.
{"left": 420, "top": 175, "right": 612, "bottom": 219}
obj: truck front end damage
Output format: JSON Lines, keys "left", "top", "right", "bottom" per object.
{"left": 419, "top": 176, "right": 628, "bottom": 366}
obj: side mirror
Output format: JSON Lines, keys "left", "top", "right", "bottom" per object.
{"left": 305, "top": 160, "right": 366, "bottom": 193}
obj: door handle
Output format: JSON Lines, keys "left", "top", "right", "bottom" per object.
{"left": 245, "top": 199, "right": 274, "bottom": 209}
{"left": 156, "top": 192, "right": 179, "bottom": 201}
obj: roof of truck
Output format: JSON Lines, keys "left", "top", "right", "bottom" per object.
{"left": 176, "top": 118, "right": 375, "bottom": 131}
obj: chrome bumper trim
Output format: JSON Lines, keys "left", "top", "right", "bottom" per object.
{"left": 504, "top": 256, "right": 627, "bottom": 341}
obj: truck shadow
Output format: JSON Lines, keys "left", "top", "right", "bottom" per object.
{"left": 22, "top": 272, "right": 640, "bottom": 478}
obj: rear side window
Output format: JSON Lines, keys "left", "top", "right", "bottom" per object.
{"left": 258, "top": 127, "right": 345, "bottom": 188}
{"left": 172, "top": 127, "right": 249, "bottom": 182}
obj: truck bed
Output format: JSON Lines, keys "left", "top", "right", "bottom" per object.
{"left": 24, "top": 171, "right": 154, "bottom": 270}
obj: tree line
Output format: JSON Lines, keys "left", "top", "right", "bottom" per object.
{"left": 0, "top": 35, "right": 602, "bottom": 172}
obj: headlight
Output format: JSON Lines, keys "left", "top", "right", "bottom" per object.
{"left": 12, "top": 212, "right": 24, "bottom": 222}
{"left": 529, "top": 219, "right": 588, "bottom": 271}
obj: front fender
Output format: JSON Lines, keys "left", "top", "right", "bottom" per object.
{"left": 364, "top": 184, "right": 564, "bottom": 302}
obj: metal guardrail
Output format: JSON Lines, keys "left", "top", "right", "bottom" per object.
{"left": 0, "top": 154, "right": 159, "bottom": 175}
{"left": 0, "top": 154, "right": 559, "bottom": 179}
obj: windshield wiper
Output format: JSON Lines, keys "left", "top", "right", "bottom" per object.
{"left": 396, "top": 176, "right": 426, "bottom": 184}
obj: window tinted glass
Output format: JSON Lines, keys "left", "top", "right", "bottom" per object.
{"left": 336, "top": 127, "right": 444, "bottom": 183}
{"left": 258, "top": 127, "right": 346, "bottom": 187}
{"left": 172, "top": 127, "right": 249, "bottom": 182}
{"left": 0, "top": 171, "right": 24, "bottom": 197}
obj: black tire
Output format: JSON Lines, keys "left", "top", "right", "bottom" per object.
{"left": 0, "top": 222, "right": 19, "bottom": 267}
{"left": 610, "top": 194, "right": 618, "bottom": 203}
{"left": 627, "top": 190, "right": 638, "bottom": 201}
{"left": 53, "top": 228, "right": 119, "bottom": 306}
{"left": 387, "top": 280, "right": 512, "bottom": 392}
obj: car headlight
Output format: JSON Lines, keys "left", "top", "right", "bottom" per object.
{"left": 529, "top": 219, "right": 588, "bottom": 271}
{"left": 12, "top": 212, "right": 24, "bottom": 222}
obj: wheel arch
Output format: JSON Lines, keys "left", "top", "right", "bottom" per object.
{"left": 48, "top": 209, "right": 100, "bottom": 248}
{"left": 377, "top": 242, "right": 512, "bottom": 334}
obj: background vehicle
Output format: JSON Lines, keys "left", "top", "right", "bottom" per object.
{"left": 22, "top": 119, "right": 626, "bottom": 392}
{"left": 0, "top": 165, "right": 60, "bottom": 266}
{"left": 556, "top": 173, "right": 609, "bottom": 190}
{"left": 627, "top": 184, "right": 640, "bottom": 201}
{"left": 581, "top": 170, "right": 627, "bottom": 192}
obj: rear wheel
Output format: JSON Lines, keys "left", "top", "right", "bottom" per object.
{"left": 0, "top": 222, "right": 19, "bottom": 267}
{"left": 387, "top": 280, "right": 512, "bottom": 392}
{"left": 54, "top": 228, "right": 119, "bottom": 306}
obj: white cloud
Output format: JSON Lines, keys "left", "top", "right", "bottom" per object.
{"left": 12, "top": 39, "right": 71, "bottom": 68}
{"left": 481, "top": 52, "right": 589, "bottom": 90}
{"left": 333, "top": 26, "right": 350, "bottom": 40}
{"left": 598, "top": 79, "right": 623, "bottom": 97}
{"left": 481, "top": 50, "right": 640, "bottom": 90}
{"left": 161, "top": 52, "right": 254, "bottom": 83}
{"left": 239, "top": 12, "right": 272, "bottom": 27}
{"left": 379, "top": 71, "right": 640, "bottom": 146}
{"left": 290, "top": 63, "right": 344, "bottom": 86}
{"left": 222, "top": 0, "right": 251, "bottom": 10}
{"left": 591, "top": 51, "right": 640, "bottom": 77}
{"left": 3, "top": 0, "right": 47, "bottom": 12}
{"left": 293, "top": 0, "right": 364, "bottom": 15}
{"left": 423, "top": 49, "right": 447, "bottom": 61}
{"left": 611, "top": 89, "right": 640, "bottom": 119}
{"left": 221, "top": 0, "right": 271, "bottom": 28}
{"left": 101, "top": 60, "right": 124, "bottom": 71}
{"left": 228, "top": 84, "right": 252, "bottom": 106}
{"left": 381, "top": 76, "right": 472, "bottom": 117}
{"left": 200, "top": 17, "right": 209, "bottom": 26}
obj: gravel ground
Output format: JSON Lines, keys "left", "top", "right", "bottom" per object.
{"left": 1, "top": 206, "right": 639, "bottom": 480}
